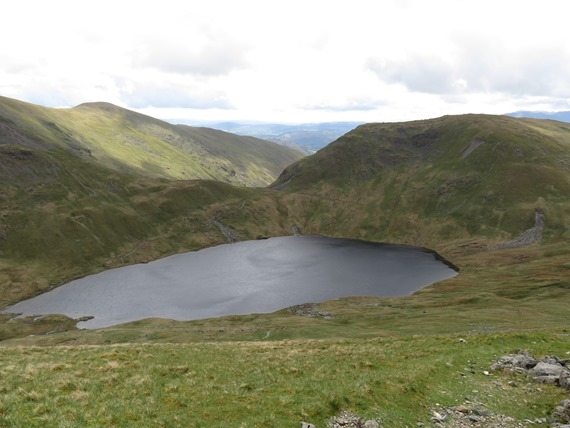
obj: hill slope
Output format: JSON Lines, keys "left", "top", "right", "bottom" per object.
{"left": 0, "top": 96, "right": 304, "bottom": 307}
{"left": 0, "top": 96, "right": 304, "bottom": 187}
{"left": 272, "top": 114, "right": 570, "bottom": 244}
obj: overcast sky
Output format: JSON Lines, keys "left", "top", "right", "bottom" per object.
{"left": 2, "top": 0, "right": 569, "bottom": 124}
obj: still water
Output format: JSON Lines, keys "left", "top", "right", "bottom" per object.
{"left": 3, "top": 236, "right": 457, "bottom": 329}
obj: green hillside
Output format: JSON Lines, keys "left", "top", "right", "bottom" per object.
{"left": 272, "top": 114, "right": 570, "bottom": 245}
{"left": 0, "top": 96, "right": 302, "bottom": 307}
{"left": 0, "top": 96, "right": 304, "bottom": 186}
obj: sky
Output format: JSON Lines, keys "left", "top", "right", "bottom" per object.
{"left": 2, "top": 0, "right": 570, "bottom": 124}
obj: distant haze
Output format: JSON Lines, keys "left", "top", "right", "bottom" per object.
{"left": 506, "top": 111, "right": 570, "bottom": 123}
{"left": 173, "top": 121, "right": 363, "bottom": 153}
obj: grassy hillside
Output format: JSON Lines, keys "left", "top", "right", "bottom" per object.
{"left": 0, "top": 96, "right": 305, "bottom": 307}
{"left": 272, "top": 114, "right": 570, "bottom": 245}
{"left": 0, "top": 96, "right": 304, "bottom": 186}
{"left": 1, "top": 329, "right": 568, "bottom": 427}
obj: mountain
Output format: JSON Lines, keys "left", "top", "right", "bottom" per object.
{"left": 197, "top": 121, "right": 363, "bottom": 153}
{"left": 0, "top": 96, "right": 304, "bottom": 187}
{"left": 272, "top": 114, "right": 570, "bottom": 244}
{"left": 0, "top": 96, "right": 302, "bottom": 307}
{"left": 506, "top": 110, "right": 570, "bottom": 122}
{"left": 2, "top": 108, "right": 570, "bottom": 313}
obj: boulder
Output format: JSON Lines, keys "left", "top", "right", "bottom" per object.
{"left": 529, "top": 362, "right": 568, "bottom": 379}
{"left": 552, "top": 399, "right": 570, "bottom": 423}
{"left": 491, "top": 352, "right": 537, "bottom": 371}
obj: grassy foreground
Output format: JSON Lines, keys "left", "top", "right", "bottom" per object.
{"left": 1, "top": 240, "right": 569, "bottom": 427}
{"left": 1, "top": 330, "right": 568, "bottom": 427}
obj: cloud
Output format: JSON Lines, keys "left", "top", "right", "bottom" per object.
{"left": 367, "top": 38, "right": 570, "bottom": 99}
{"left": 302, "top": 98, "right": 385, "bottom": 112}
{"left": 367, "top": 55, "right": 458, "bottom": 94}
{"left": 455, "top": 41, "right": 570, "bottom": 97}
{"left": 0, "top": 56, "right": 41, "bottom": 75}
{"left": 132, "top": 30, "right": 250, "bottom": 77}
{"left": 119, "top": 80, "right": 233, "bottom": 110}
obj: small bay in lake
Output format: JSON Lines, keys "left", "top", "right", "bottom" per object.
{"left": 3, "top": 236, "right": 458, "bottom": 329}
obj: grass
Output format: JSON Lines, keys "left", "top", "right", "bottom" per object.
{"left": 1, "top": 331, "right": 568, "bottom": 427}
{"left": 0, "top": 96, "right": 304, "bottom": 187}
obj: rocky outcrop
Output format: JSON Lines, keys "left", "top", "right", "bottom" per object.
{"left": 288, "top": 303, "right": 334, "bottom": 319}
{"left": 495, "top": 209, "right": 544, "bottom": 249}
{"left": 491, "top": 351, "right": 570, "bottom": 425}
{"left": 301, "top": 412, "right": 380, "bottom": 428}
{"left": 491, "top": 351, "right": 570, "bottom": 389}
{"left": 429, "top": 405, "right": 527, "bottom": 427}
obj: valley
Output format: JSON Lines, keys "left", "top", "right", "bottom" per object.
{"left": 1, "top": 98, "right": 569, "bottom": 427}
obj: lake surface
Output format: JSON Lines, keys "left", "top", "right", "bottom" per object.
{"left": 3, "top": 236, "right": 457, "bottom": 329}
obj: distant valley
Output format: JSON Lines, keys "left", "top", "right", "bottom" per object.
{"left": 175, "top": 120, "right": 363, "bottom": 153}
{"left": 506, "top": 110, "right": 570, "bottom": 122}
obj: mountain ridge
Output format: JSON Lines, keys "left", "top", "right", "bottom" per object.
{"left": 0, "top": 96, "right": 305, "bottom": 187}
{"left": 271, "top": 114, "right": 570, "bottom": 243}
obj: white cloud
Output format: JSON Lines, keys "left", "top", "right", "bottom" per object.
{"left": 2, "top": 0, "right": 570, "bottom": 123}
{"left": 120, "top": 79, "right": 233, "bottom": 109}
{"left": 132, "top": 29, "right": 250, "bottom": 76}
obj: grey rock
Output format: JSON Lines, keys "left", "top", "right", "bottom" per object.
{"left": 511, "top": 353, "right": 538, "bottom": 369}
{"left": 301, "top": 422, "right": 316, "bottom": 428}
{"left": 491, "top": 352, "right": 537, "bottom": 371}
{"left": 528, "top": 362, "right": 567, "bottom": 378}
{"left": 364, "top": 420, "right": 379, "bottom": 428}
{"left": 560, "top": 369, "right": 570, "bottom": 390}
{"left": 553, "top": 399, "right": 570, "bottom": 423}
{"left": 472, "top": 408, "right": 490, "bottom": 416}
{"left": 533, "top": 375, "right": 561, "bottom": 385}
{"left": 540, "top": 355, "right": 561, "bottom": 365}
{"left": 327, "top": 411, "right": 365, "bottom": 428}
